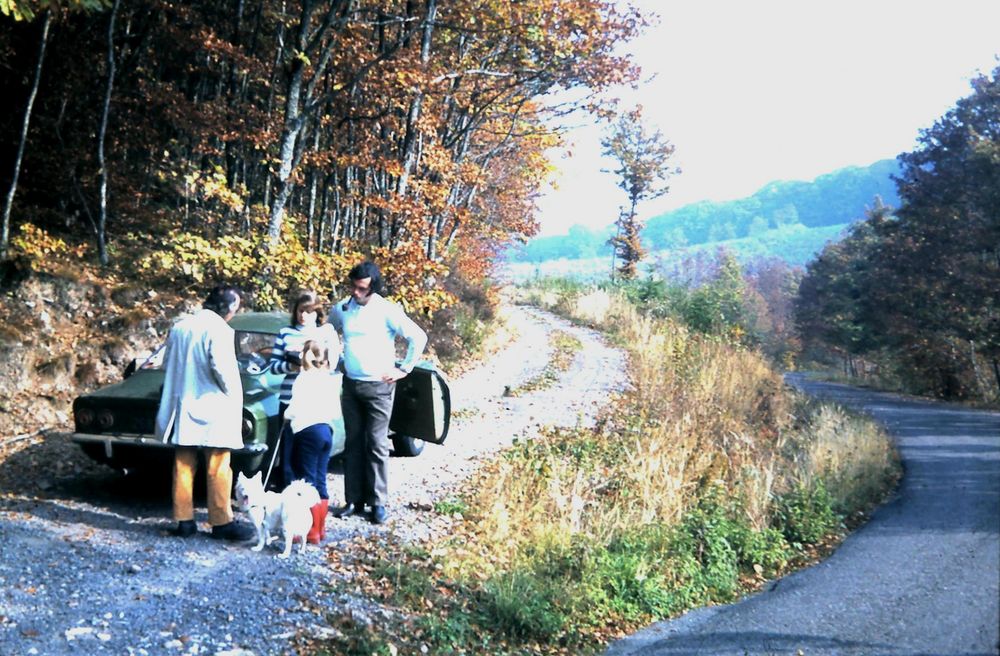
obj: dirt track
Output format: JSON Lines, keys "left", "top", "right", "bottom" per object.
{"left": 0, "top": 305, "right": 626, "bottom": 656}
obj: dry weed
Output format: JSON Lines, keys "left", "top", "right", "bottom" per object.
{"left": 468, "top": 286, "right": 895, "bottom": 569}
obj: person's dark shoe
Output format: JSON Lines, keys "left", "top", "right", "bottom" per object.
{"left": 332, "top": 502, "right": 361, "bottom": 518}
{"left": 171, "top": 520, "right": 197, "bottom": 537}
{"left": 210, "top": 521, "right": 255, "bottom": 542}
{"left": 371, "top": 505, "right": 388, "bottom": 525}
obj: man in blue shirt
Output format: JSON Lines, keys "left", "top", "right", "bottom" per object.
{"left": 328, "top": 261, "right": 427, "bottom": 524}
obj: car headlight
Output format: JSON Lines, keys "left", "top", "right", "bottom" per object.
{"left": 242, "top": 413, "right": 255, "bottom": 442}
{"left": 97, "top": 411, "right": 114, "bottom": 429}
{"left": 76, "top": 408, "right": 95, "bottom": 428}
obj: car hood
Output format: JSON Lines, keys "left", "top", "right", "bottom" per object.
{"left": 80, "top": 371, "right": 276, "bottom": 404}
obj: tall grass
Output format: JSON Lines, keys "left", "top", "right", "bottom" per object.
{"left": 455, "top": 284, "right": 898, "bottom": 639}
{"left": 316, "top": 282, "right": 900, "bottom": 655}
{"left": 502, "top": 285, "right": 791, "bottom": 530}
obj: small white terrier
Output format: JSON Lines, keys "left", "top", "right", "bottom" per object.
{"left": 235, "top": 472, "right": 320, "bottom": 558}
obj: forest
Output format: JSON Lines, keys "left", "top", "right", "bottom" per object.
{"left": 1, "top": 0, "right": 643, "bottom": 312}
{"left": 644, "top": 158, "right": 901, "bottom": 248}
{"left": 2, "top": 2, "right": 996, "bottom": 404}
{"left": 795, "top": 64, "right": 1000, "bottom": 402}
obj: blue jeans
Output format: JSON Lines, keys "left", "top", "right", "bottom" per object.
{"left": 290, "top": 423, "right": 332, "bottom": 499}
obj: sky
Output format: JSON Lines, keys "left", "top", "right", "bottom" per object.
{"left": 533, "top": 0, "right": 1000, "bottom": 236}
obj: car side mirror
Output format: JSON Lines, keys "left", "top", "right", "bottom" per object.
{"left": 123, "top": 358, "right": 138, "bottom": 379}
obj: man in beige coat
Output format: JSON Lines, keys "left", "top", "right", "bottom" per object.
{"left": 155, "top": 284, "right": 254, "bottom": 541}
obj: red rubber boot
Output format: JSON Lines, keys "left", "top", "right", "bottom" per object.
{"left": 307, "top": 499, "right": 328, "bottom": 544}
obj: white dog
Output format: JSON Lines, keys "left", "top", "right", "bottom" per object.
{"left": 235, "top": 472, "right": 320, "bottom": 558}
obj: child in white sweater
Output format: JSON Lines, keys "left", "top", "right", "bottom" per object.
{"left": 283, "top": 340, "right": 342, "bottom": 543}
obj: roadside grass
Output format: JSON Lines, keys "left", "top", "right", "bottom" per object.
{"left": 310, "top": 282, "right": 900, "bottom": 655}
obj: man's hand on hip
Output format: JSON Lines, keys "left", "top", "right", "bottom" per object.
{"left": 381, "top": 368, "right": 408, "bottom": 383}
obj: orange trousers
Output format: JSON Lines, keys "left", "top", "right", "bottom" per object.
{"left": 172, "top": 447, "right": 233, "bottom": 526}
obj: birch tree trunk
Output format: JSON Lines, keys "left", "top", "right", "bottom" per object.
{"left": 1, "top": 10, "right": 52, "bottom": 261}
{"left": 95, "top": 0, "right": 121, "bottom": 266}
{"left": 396, "top": 0, "right": 436, "bottom": 200}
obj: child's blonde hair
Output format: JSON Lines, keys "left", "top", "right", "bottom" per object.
{"left": 300, "top": 340, "right": 330, "bottom": 371}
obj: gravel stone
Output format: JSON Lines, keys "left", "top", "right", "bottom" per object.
{"left": 0, "top": 305, "right": 627, "bottom": 655}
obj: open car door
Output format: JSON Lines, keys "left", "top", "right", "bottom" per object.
{"left": 389, "top": 364, "right": 451, "bottom": 447}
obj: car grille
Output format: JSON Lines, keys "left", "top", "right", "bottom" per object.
{"left": 73, "top": 398, "right": 158, "bottom": 435}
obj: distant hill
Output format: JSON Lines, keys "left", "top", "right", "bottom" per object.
{"left": 503, "top": 223, "right": 852, "bottom": 283}
{"left": 643, "top": 158, "right": 900, "bottom": 249}
{"left": 508, "top": 158, "right": 901, "bottom": 268}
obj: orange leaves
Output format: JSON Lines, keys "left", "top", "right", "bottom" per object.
{"left": 370, "top": 243, "right": 455, "bottom": 316}
{"left": 2, "top": 0, "right": 650, "bottom": 317}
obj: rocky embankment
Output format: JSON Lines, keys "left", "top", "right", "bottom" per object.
{"left": 0, "top": 270, "right": 183, "bottom": 445}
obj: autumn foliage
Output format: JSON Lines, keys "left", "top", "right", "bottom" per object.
{"left": 0, "top": 0, "right": 646, "bottom": 311}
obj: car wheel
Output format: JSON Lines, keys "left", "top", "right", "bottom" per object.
{"left": 391, "top": 434, "right": 424, "bottom": 457}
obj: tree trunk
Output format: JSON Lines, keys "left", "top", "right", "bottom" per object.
{"left": 96, "top": 0, "right": 121, "bottom": 267}
{"left": 610, "top": 210, "right": 622, "bottom": 279}
{"left": 397, "top": 0, "right": 436, "bottom": 199}
{"left": 968, "top": 340, "right": 988, "bottom": 399}
{"left": 1, "top": 10, "right": 52, "bottom": 261}
{"left": 267, "top": 0, "right": 320, "bottom": 246}
{"left": 992, "top": 357, "right": 1000, "bottom": 399}
{"left": 305, "top": 124, "right": 322, "bottom": 251}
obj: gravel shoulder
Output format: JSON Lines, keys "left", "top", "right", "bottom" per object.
{"left": 0, "top": 304, "right": 627, "bottom": 656}
{"left": 606, "top": 374, "right": 1000, "bottom": 656}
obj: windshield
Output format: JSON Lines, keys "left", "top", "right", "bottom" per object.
{"left": 235, "top": 331, "right": 275, "bottom": 374}
{"left": 134, "top": 331, "right": 276, "bottom": 374}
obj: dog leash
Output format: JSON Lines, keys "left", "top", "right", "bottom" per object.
{"left": 261, "top": 418, "right": 289, "bottom": 490}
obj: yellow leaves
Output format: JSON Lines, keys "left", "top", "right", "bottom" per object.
{"left": 136, "top": 226, "right": 360, "bottom": 310}
{"left": 138, "top": 232, "right": 256, "bottom": 287}
{"left": 11, "top": 224, "right": 89, "bottom": 270}
{"left": 0, "top": 0, "right": 31, "bottom": 20}
{"left": 160, "top": 154, "right": 247, "bottom": 218}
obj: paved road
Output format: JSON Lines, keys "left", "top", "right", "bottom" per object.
{"left": 606, "top": 375, "right": 1000, "bottom": 656}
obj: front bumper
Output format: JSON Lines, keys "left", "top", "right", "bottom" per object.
{"left": 71, "top": 432, "right": 269, "bottom": 459}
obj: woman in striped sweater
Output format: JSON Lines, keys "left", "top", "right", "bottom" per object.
{"left": 269, "top": 290, "right": 340, "bottom": 488}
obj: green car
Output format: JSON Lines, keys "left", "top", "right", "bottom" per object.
{"left": 71, "top": 311, "right": 451, "bottom": 478}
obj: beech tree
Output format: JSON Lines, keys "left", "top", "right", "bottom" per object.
{"left": 874, "top": 64, "right": 1000, "bottom": 396}
{"left": 0, "top": 1, "right": 110, "bottom": 260}
{"left": 0, "top": 0, "right": 645, "bottom": 310}
{"left": 0, "top": 8, "right": 49, "bottom": 261}
{"left": 794, "top": 202, "right": 888, "bottom": 374}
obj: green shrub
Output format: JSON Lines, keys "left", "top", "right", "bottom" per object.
{"left": 594, "top": 529, "right": 675, "bottom": 621}
{"left": 415, "top": 613, "right": 484, "bottom": 654}
{"left": 665, "top": 490, "right": 790, "bottom": 605}
{"left": 774, "top": 480, "right": 842, "bottom": 546}
{"left": 481, "top": 570, "right": 569, "bottom": 640}
{"left": 433, "top": 497, "right": 468, "bottom": 516}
